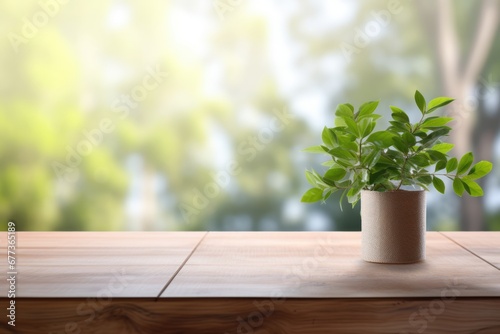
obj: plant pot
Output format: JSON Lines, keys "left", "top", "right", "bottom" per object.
{"left": 361, "top": 189, "right": 426, "bottom": 264}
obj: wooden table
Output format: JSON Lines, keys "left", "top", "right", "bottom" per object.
{"left": 1, "top": 232, "right": 500, "bottom": 333}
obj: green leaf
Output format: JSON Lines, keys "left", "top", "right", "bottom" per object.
{"left": 410, "top": 154, "right": 431, "bottom": 167}
{"left": 421, "top": 117, "right": 453, "bottom": 128}
{"left": 415, "top": 90, "right": 426, "bottom": 114}
{"left": 305, "top": 170, "right": 317, "bottom": 186}
{"left": 321, "top": 160, "right": 336, "bottom": 167}
{"left": 321, "top": 178, "right": 336, "bottom": 187}
{"left": 363, "top": 114, "right": 383, "bottom": 121}
{"left": 339, "top": 188, "right": 348, "bottom": 211}
{"left": 362, "top": 149, "right": 381, "bottom": 168}
{"left": 365, "top": 121, "right": 376, "bottom": 137}
{"left": 417, "top": 175, "right": 432, "bottom": 185}
{"left": 323, "top": 190, "right": 335, "bottom": 202}
{"left": 420, "top": 128, "right": 451, "bottom": 147}
{"left": 330, "top": 147, "right": 356, "bottom": 161}
{"left": 431, "top": 143, "right": 454, "bottom": 154}
{"left": 301, "top": 188, "right": 323, "bottom": 202}
{"left": 427, "top": 150, "right": 447, "bottom": 162}
{"left": 335, "top": 104, "right": 354, "bottom": 118}
{"left": 324, "top": 168, "right": 346, "bottom": 182}
{"left": 335, "top": 159, "right": 354, "bottom": 168}
{"left": 432, "top": 176, "right": 445, "bottom": 194}
{"left": 392, "top": 136, "right": 409, "bottom": 154}
{"left": 318, "top": 178, "right": 331, "bottom": 188}
{"left": 303, "top": 145, "right": 328, "bottom": 154}
{"left": 461, "top": 179, "right": 484, "bottom": 197}
{"left": 343, "top": 117, "right": 359, "bottom": 137}
{"left": 380, "top": 180, "right": 396, "bottom": 191}
{"left": 453, "top": 178, "right": 465, "bottom": 197}
{"left": 435, "top": 159, "right": 447, "bottom": 171}
{"left": 427, "top": 97, "right": 455, "bottom": 113}
{"left": 343, "top": 140, "right": 358, "bottom": 152}
{"left": 457, "top": 152, "right": 474, "bottom": 175}
{"left": 402, "top": 132, "right": 416, "bottom": 147}
{"left": 385, "top": 149, "right": 405, "bottom": 159}
{"left": 465, "top": 161, "right": 493, "bottom": 180}
{"left": 416, "top": 183, "right": 430, "bottom": 191}
{"left": 390, "top": 106, "right": 406, "bottom": 114}
{"left": 357, "top": 101, "right": 379, "bottom": 119}
{"left": 389, "top": 120, "right": 409, "bottom": 132}
{"left": 374, "top": 156, "right": 398, "bottom": 168}
{"left": 347, "top": 181, "right": 364, "bottom": 204}
{"left": 366, "top": 131, "right": 394, "bottom": 148}
{"left": 334, "top": 130, "right": 347, "bottom": 140}
{"left": 391, "top": 111, "right": 410, "bottom": 124}
{"left": 335, "top": 117, "right": 346, "bottom": 127}
{"left": 359, "top": 119, "right": 376, "bottom": 138}
{"left": 414, "top": 131, "right": 427, "bottom": 139}
{"left": 344, "top": 103, "right": 354, "bottom": 112}
{"left": 446, "top": 157, "right": 458, "bottom": 173}
{"left": 369, "top": 169, "right": 386, "bottom": 184}
{"left": 323, "top": 190, "right": 331, "bottom": 201}
{"left": 322, "top": 127, "right": 335, "bottom": 148}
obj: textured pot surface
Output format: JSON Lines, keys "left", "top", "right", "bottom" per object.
{"left": 361, "top": 190, "right": 426, "bottom": 264}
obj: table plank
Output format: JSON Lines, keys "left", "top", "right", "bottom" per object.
{"left": 441, "top": 232, "right": 500, "bottom": 270}
{"left": 2, "top": 232, "right": 500, "bottom": 333}
{"left": 8, "top": 232, "right": 205, "bottom": 298}
{"left": 163, "top": 232, "right": 500, "bottom": 298}
{"left": 5, "top": 298, "right": 500, "bottom": 334}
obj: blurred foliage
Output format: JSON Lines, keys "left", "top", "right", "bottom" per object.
{"left": 0, "top": 0, "right": 499, "bottom": 231}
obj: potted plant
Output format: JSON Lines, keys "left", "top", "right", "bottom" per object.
{"left": 301, "top": 90, "right": 493, "bottom": 264}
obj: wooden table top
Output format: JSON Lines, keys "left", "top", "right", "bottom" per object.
{"left": 1, "top": 231, "right": 499, "bottom": 299}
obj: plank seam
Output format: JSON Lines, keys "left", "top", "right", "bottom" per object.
{"left": 155, "top": 231, "right": 209, "bottom": 300}
{"left": 438, "top": 232, "right": 500, "bottom": 271}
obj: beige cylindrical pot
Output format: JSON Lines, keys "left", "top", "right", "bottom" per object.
{"left": 361, "top": 190, "right": 426, "bottom": 264}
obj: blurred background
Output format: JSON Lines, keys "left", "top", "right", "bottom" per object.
{"left": 1, "top": 0, "right": 499, "bottom": 231}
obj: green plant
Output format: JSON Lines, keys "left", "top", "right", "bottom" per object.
{"left": 301, "top": 90, "right": 493, "bottom": 207}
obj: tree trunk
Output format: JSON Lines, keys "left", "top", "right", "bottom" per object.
{"left": 463, "top": 85, "right": 500, "bottom": 230}
{"left": 430, "top": 0, "right": 499, "bottom": 230}
{"left": 141, "top": 162, "right": 157, "bottom": 230}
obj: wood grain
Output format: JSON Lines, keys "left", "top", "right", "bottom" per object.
{"left": 9, "top": 232, "right": 206, "bottom": 297}
{"left": 1, "top": 232, "right": 500, "bottom": 333}
{"left": 164, "top": 232, "right": 500, "bottom": 298}
{"left": 441, "top": 232, "right": 500, "bottom": 270}
{"left": 2, "top": 298, "right": 499, "bottom": 334}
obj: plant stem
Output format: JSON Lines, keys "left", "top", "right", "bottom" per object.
{"left": 427, "top": 172, "right": 458, "bottom": 179}
{"left": 395, "top": 156, "right": 408, "bottom": 191}
{"left": 412, "top": 112, "right": 426, "bottom": 134}
{"left": 395, "top": 113, "right": 428, "bottom": 191}
{"left": 358, "top": 138, "right": 363, "bottom": 165}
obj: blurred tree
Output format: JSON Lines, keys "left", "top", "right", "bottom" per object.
{"left": 1, "top": 0, "right": 498, "bottom": 232}
{"left": 418, "top": 0, "right": 500, "bottom": 230}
